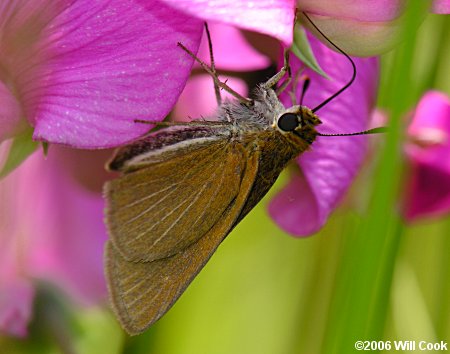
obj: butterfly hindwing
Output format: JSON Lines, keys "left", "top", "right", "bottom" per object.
{"left": 104, "top": 148, "right": 260, "bottom": 335}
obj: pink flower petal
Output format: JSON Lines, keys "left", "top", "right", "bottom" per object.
{"left": 432, "top": 0, "right": 450, "bottom": 13}
{"left": 404, "top": 163, "right": 450, "bottom": 221}
{"left": 161, "top": 0, "right": 295, "bottom": 46}
{"left": 196, "top": 23, "right": 271, "bottom": 71}
{"left": 0, "top": 0, "right": 203, "bottom": 148}
{"left": 0, "top": 279, "right": 34, "bottom": 337}
{"left": 0, "top": 146, "right": 109, "bottom": 306}
{"left": 0, "top": 183, "right": 36, "bottom": 338}
{"left": 269, "top": 172, "right": 320, "bottom": 235}
{"left": 28, "top": 148, "right": 108, "bottom": 304}
{"left": 173, "top": 74, "right": 248, "bottom": 120}
{"left": 408, "top": 92, "right": 450, "bottom": 142}
{"left": 404, "top": 91, "right": 450, "bottom": 220}
{"left": 269, "top": 32, "right": 379, "bottom": 236}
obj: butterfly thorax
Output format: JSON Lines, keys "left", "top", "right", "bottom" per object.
{"left": 217, "top": 85, "right": 322, "bottom": 158}
{"left": 217, "top": 86, "right": 285, "bottom": 128}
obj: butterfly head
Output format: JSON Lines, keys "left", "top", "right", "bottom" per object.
{"left": 274, "top": 105, "right": 322, "bottom": 142}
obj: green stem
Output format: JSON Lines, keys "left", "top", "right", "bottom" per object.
{"left": 321, "top": 3, "right": 429, "bottom": 353}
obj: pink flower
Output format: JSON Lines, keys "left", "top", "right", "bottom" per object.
{"left": 0, "top": 0, "right": 294, "bottom": 149}
{"left": 404, "top": 91, "right": 450, "bottom": 221}
{"left": 0, "top": 146, "right": 109, "bottom": 337}
{"left": 298, "top": 0, "right": 450, "bottom": 56}
{"left": 269, "top": 32, "right": 379, "bottom": 236}
{"left": 160, "top": 0, "right": 294, "bottom": 45}
{"left": 432, "top": 0, "right": 450, "bottom": 14}
{"left": 0, "top": 0, "right": 204, "bottom": 148}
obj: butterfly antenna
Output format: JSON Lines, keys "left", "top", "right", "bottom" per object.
{"left": 317, "top": 127, "right": 388, "bottom": 137}
{"left": 301, "top": 12, "right": 356, "bottom": 113}
{"left": 204, "top": 23, "right": 222, "bottom": 106}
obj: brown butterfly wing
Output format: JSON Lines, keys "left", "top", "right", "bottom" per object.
{"left": 105, "top": 138, "right": 244, "bottom": 262}
{"left": 104, "top": 148, "right": 259, "bottom": 335}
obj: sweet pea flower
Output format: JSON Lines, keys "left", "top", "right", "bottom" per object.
{"left": 404, "top": 91, "right": 450, "bottom": 221}
{"left": 269, "top": 32, "right": 379, "bottom": 236}
{"left": 0, "top": 0, "right": 294, "bottom": 149}
{"left": 0, "top": 0, "right": 205, "bottom": 148}
{"left": 298, "top": 0, "right": 450, "bottom": 56}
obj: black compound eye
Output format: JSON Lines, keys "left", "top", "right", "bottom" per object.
{"left": 277, "top": 113, "right": 299, "bottom": 132}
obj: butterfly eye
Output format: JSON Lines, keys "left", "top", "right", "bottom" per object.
{"left": 277, "top": 113, "right": 299, "bottom": 132}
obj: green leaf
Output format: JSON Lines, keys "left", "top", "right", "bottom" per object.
{"left": 0, "top": 128, "right": 38, "bottom": 179}
{"left": 291, "top": 25, "right": 330, "bottom": 79}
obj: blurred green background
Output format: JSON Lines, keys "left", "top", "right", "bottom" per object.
{"left": 1, "top": 5, "right": 449, "bottom": 354}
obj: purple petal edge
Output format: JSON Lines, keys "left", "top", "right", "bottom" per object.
{"left": 161, "top": 0, "right": 295, "bottom": 46}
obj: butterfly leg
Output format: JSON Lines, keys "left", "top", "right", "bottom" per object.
{"left": 268, "top": 10, "right": 297, "bottom": 94}
{"left": 177, "top": 42, "right": 253, "bottom": 106}
{"left": 262, "top": 50, "right": 291, "bottom": 90}
{"left": 275, "top": 54, "right": 292, "bottom": 96}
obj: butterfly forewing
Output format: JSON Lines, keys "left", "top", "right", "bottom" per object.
{"left": 105, "top": 132, "right": 244, "bottom": 262}
{"left": 109, "top": 126, "right": 229, "bottom": 172}
{"left": 105, "top": 148, "right": 260, "bottom": 335}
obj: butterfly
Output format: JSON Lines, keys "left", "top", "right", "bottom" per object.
{"left": 103, "top": 15, "right": 385, "bottom": 335}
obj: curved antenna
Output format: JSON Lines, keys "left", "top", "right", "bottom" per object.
{"left": 302, "top": 12, "right": 356, "bottom": 113}
{"left": 317, "top": 127, "right": 388, "bottom": 137}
